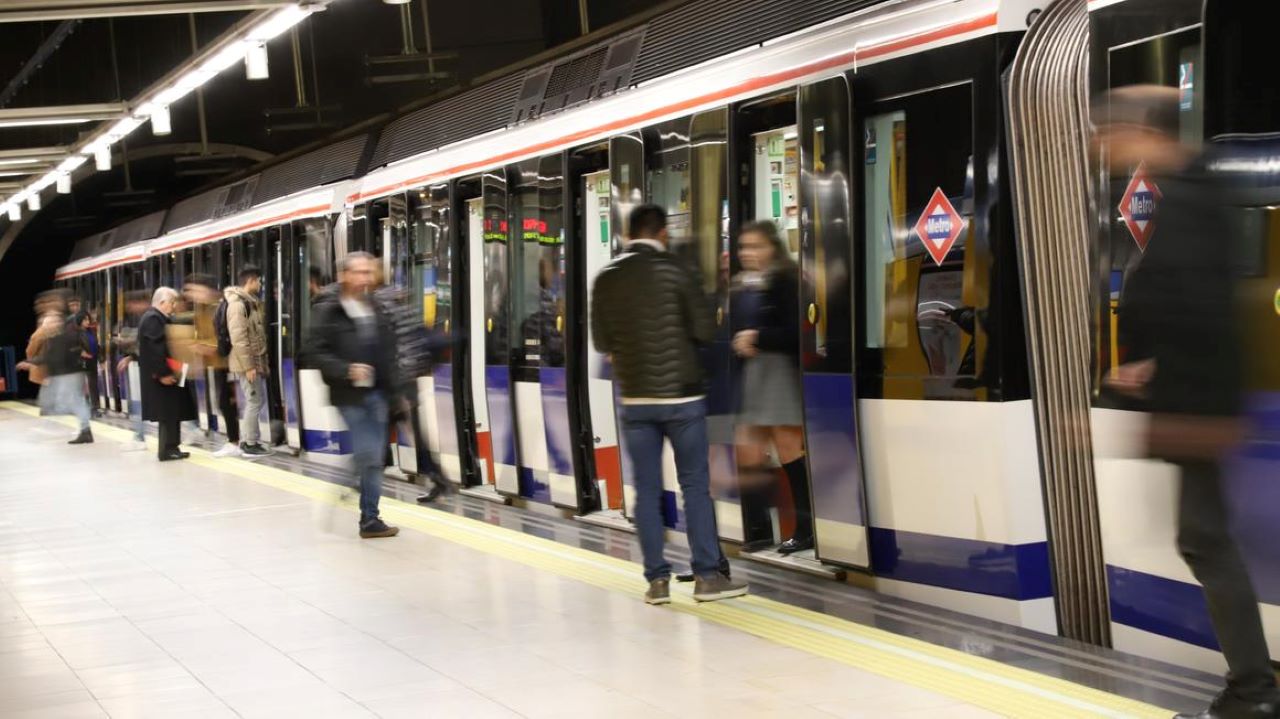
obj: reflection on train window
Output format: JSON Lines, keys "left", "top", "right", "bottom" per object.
{"left": 511, "top": 155, "right": 565, "bottom": 373}
{"left": 410, "top": 184, "right": 452, "bottom": 360}
{"left": 861, "top": 83, "right": 983, "bottom": 399}
{"left": 752, "top": 125, "right": 800, "bottom": 257}
{"left": 298, "top": 219, "right": 332, "bottom": 337}
{"left": 646, "top": 118, "right": 693, "bottom": 269}
{"left": 481, "top": 173, "right": 509, "bottom": 366}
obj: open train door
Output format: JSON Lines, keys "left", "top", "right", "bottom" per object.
{"left": 797, "top": 75, "right": 870, "bottom": 569}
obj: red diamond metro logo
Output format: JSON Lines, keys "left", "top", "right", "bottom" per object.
{"left": 1118, "top": 162, "right": 1162, "bottom": 252}
{"left": 914, "top": 187, "right": 965, "bottom": 267}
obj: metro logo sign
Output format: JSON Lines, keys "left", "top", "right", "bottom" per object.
{"left": 914, "top": 187, "right": 965, "bottom": 266}
{"left": 1119, "top": 162, "right": 1162, "bottom": 252}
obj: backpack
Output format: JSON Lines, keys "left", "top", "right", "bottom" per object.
{"left": 214, "top": 298, "right": 233, "bottom": 357}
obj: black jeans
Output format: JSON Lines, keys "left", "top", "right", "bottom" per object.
{"left": 212, "top": 369, "right": 239, "bottom": 444}
{"left": 157, "top": 418, "right": 180, "bottom": 459}
{"left": 1177, "top": 461, "right": 1277, "bottom": 701}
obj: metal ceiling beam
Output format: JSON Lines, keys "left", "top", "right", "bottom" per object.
{"left": 0, "top": 20, "right": 79, "bottom": 108}
{"left": 0, "top": 1, "right": 293, "bottom": 23}
{"left": 0, "top": 147, "right": 70, "bottom": 160}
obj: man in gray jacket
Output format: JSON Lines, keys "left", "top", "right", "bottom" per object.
{"left": 225, "top": 265, "right": 271, "bottom": 457}
{"left": 591, "top": 204, "right": 746, "bottom": 605}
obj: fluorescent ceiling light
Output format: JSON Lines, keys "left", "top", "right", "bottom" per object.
{"left": 247, "top": 5, "right": 311, "bottom": 42}
{"left": 0, "top": 117, "right": 94, "bottom": 129}
{"left": 245, "top": 42, "right": 269, "bottom": 80}
{"left": 0, "top": 157, "right": 48, "bottom": 167}
{"left": 58, "top": 156, "right": 86, "bottom": 173}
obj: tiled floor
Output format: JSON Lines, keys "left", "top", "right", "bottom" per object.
{"left": 0, "top": 410, "right": 1005, "bottom": 718}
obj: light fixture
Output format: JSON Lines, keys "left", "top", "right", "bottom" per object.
{"left": 94, "top": 146, "right": 111, "bottom": 171}
{"left": 26, "top": 193, "right": 40, "bottom": 212}
{"left": 383, "top": 0, "right": 412, "bottom": 4}
{"left": 6, "top": 204, "right": 18, "bottom": 221}
{"left": 246, "top": 42, "right": 269, "bottom": 80}
{"left": 56, "top": 174, "right": 71, "bottom": 194}
{"left": 0, "top": 117, "right": 96, "bottom": 129}
{"left": 150, "top": 105, "right": 171, "bottom": 136}
{"left": 247, "top": 5, "right": 311, "bottom": 42}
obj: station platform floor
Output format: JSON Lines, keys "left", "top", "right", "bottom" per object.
{"left": 0, "top": 403, "right": 1220, "bottom": 718}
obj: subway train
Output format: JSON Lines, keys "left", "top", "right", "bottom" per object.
{"left": 49, "top": 0, "right": 1280, "bottom": 677}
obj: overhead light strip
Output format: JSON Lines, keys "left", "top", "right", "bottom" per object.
{"left": 1, "top": 2, "right": 319, "bottom": 222}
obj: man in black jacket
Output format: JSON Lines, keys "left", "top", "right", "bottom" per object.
{"left": 1105, "top": 86, "right": 1277, "bottom": 719}
{"left": 591, "top": 204, "right": 746, "bottom": 605}
{"left": 306, "top": 251, "right": 400, "bottom": 539}
{"left": 139, "top": 287, "right": 197, "bottom": 461}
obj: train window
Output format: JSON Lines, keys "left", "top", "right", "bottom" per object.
{"left": 410, "top": 184, "right": 452, "bottom": 357}
{"left": 690, "top": 109, "right": 730, "bottom": 298}
{"left": 645, "top": 118, "right": 692, "bottom": 257}
{"left": 510, "top": 155, "right": 565, "bottom": 373}
{"left": 298, "top": 219, "right": 333, "bottom": 337}
{"left": 482, "top": 172, "right": 510, "bottom": 367}
{"left": 608, "top": 132, "right": 644, "bottom": 246}
{"left": 861, "top": 83, "right": 981, "bottom": 397}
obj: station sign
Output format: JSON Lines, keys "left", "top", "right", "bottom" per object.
{"left": 1119, "top": 163, "right": 1161, "bottom": 252}
{"left": 914, "top": 187, "right": 965, "bottom": 266}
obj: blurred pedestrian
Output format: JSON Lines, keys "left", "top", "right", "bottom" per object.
{"left": 183, "top": 275, "right": 243, "bottom": 458}
{"left": 1103, "top": 85, "right": 1278, "bottom": 719}
{"left": 306, "top": 251, "right": 401, "bottom": 539}
{"left": 139, "top": 287, "right": 196, "bottom": 461}
{"left": 731, "top": 221, "right": 812, "bottom": 555}
{"left": 76, "top": 309, "right": 103, "bottom": 416}
{"left": 114, "top": 290, "right": 151, "bottom": 450}
{"left": 20, "top": 290, "right": 64, "bottom": 390}
{"left": 591, "top": 203, "right": 747, "bottom": 604}
{"left": 223, "top": 266, "right": 271, "bottom": 457}
{"left": 18, "top": 292, "right": 93, "bottom": 444}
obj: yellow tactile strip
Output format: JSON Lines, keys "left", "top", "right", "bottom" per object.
{"left": 2, "top": 401, "right": 1170, "bottom": 718}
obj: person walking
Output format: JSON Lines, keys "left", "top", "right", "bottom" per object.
{"left": 224, "top": 266, "right": 271, "bottom": 458}
{"left": 139, "top": 287, "right": 196, "bottom": 461}
{"left": 1103, "top": 86, "right": 1279, "bottom": 719}
{"left": 18, "top": 293, "right": 94, "bottom": 444}
{"left": 590, "top": 203, "right": 747, "bottom": 605}
{"left": 114, "top": 290, "right": 152, "bottom": 451}
{"left": 181, "top": 275, "right": 243, "bottom": 458}
{"left": 306, "top": 252, "right": 401, "bottom": 539}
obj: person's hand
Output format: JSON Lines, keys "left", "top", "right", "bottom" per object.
{"left": 160, "top": 375, "right": 177, "bottom": 386}
{"left": 15, "top": 361, "right": 31, "bottom": 372}
{"left": 81, "top": 351, "right": 93, "bottom": 360}
{"left": 245, "top": 368, "right": 258, "bottom": 383}
{"left": 116, "top": 358, "right": 132, "bottom": 374}
{"left": 732, "top": 330, "right": 759, "bottom": 358}
{"left": 348, "top": 364, "right": 373, "bottom": 384}
{"left": 1106, "top": 359, "right": 1156, "bottom": 399}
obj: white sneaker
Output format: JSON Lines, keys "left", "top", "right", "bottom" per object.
{"left": 212, "top": 443, "right": 243, "bottom": 459}
{"left": 123, "top": 438, "right": 148, "bottom": 452}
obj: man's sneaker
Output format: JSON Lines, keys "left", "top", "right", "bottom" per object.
{"left": 693, "top": 573, "right": 748, "bottom": 602}
{"left": 1175, "top": 689, "right": 1280, "bottom": 718}
{"left": 212, "top": 443, "right": 243, "bottom": 459}
{"left": 68, "top": 429, "right": 93, "bottom": 445}
{"left": 644, "top": 578, "right": 671, "bottom": 605}
{"left": 359, "top": 519, "right": 400, "bottom": 539}
{"left": 123, "top": 438, "right": 148, "bottom": 452}
{"left": 240, "top": 443, "right": 270, "bottom": 458}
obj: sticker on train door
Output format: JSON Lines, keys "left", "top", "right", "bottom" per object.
{"left": 1119, "top": 162, "right": 1161, "bottom": 252}
{"left": 914, "top": 187, "right": 965, "bottom": 266}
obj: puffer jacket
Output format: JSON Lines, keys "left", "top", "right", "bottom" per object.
{"left": 304, "top": 289, "right": 399, "bottom": 408}
{"left": 590, "top": 241, "right": 714, "bottom": 399}
{"left": 224, "top": 286, "right": 267, "bottom": 375}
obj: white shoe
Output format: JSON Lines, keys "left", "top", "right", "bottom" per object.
{"left": 123, "top": 438, "right": 148, "bottom": 452}
{"left": 212, "top": 443, "right": 243, "bottom": 459}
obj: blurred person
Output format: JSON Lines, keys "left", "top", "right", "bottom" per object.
{"left": 67, "top": 295, "right": 81, "bottom": 317}
{"left": 223, "top": 266, "right": 271, "bottom": 458}
{"left": 20, "top": 290, "right": 66, "bottom": 390}
{"left": 139, "top": 287, "right": 196, "bottom": 461}
{"left": 114, "top": 290, "right": 152, "bottom": 450}
{"left": 370, "top": 264, "right": 448, "bottom": 503}
{"left": 17, "top": 292, "right": 93, "bottom": 444}
{"left": 1102, "top": 85, "right": 1277, "bottom": 719}
{"left": 591, "top": 203, "right": 747, "bottom": 605}
{"left": 731, "top": 221, "right": 812, "bottom": 555}
{"left": 306, "top": 251, "right": 401, "bottom": 539}
{"left": 77, "top": 310, "right": 103, "bottom": 416}
{"left": 184, "top": 274, "right": 244, "bottom": 458}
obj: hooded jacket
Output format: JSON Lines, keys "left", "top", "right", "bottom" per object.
{"left": 224, "top": 285, "right": 267, "bottom": 375}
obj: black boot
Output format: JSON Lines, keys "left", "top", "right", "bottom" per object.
{"left": 1175, "top": 689, "right": 1280, "bottom": 719}
{"left": 778, "top": 457, "right": 813, "bottom": 554}
{"left": 68, "top": 428, "right": 93, "bottom": 445}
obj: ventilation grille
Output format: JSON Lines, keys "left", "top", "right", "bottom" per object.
{"left": 631, "top": 0, "right": 874, "bottom": 84}
{"left": 510, "top": 31, "right": 642, "bottom": 124}
{"left": 253, "top": 134, "right": 368, "bottom": 206}
{"left": 108, "top": 211, "right": 165, "bottom": 250}
{"left": 164, "top": 175, "right": 261, "bottom": 234}
{"left": 369, "top": 74, "right": 525, "bottom": 169}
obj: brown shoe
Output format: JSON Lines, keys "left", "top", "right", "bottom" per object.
{"left": 644, "top": 578, "right": 671, "bottom": 605}
{"left": 359, "top": 519, "right": 400, "bottom": 539}
{"left": 693, "top": 573, "right": 747, "bottom": 602}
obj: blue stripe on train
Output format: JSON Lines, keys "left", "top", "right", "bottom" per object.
{"left": 1107, "top": 565, "right": 1218, "bottom": 650}
{"left": 303, "top": 429, "right": 351, "bottom": 455}
{"left": 867, "top": 527, "right": 1053, "bottom": 601}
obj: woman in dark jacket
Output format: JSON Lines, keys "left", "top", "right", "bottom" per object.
{"left": 731, "top": 220, "right": 812, "bottom": 555}
{"left": 138, "top": 287, "right": 197, "bottom": 461}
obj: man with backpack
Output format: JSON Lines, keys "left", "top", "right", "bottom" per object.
{"left": 220, "top": 266, "right": 271, "bottom": 458}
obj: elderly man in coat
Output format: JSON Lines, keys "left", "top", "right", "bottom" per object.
{"left": 139, "top": 287, "right": 197, "bottom": 461}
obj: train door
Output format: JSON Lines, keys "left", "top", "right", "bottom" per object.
{"left": 232, "top": 231, "right": 273, "bottom": 444}
{"left": 463, "top": 172, "right": 519, "bottom": 499}
{"left": 509, "top": 155, "right": 579, "bottom": 507}
{"left": 459, "top": 186, "right": 494, "bottom": 491}
{"left": 274, "top": 224, "right": 301, "bottom": 450}
{"left": 297, "top": 218, "right": 349, "bottom": 465}
{"left": 796, "top": 77, "right": 869, "bottom": 568}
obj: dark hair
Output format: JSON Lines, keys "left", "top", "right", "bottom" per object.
{"left": 309, "top": 267, "right": 324, "bottom": 284}
{"left": 184, "top": 273, "right": 216, "bottom": 288}
{"left": 740, "top": 219, "right": 797, "bottom": 276}
{"left": 238, "top": 265, "right": 262, "bottom": 285}
{"left": 628, "top": 204, "right": 667, "bottom": 240}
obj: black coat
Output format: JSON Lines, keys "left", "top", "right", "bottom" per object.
{"left": 591, "top": 242, "right": 714, "bottom": 399}
{"left": 750, "top": 267, "right": 800, "bottom": 356}
{"left": 305, "top": 291, "right": 399, "bottom": 407}
{"left": 138, "top": 307, "right": 197, "bottom": 423}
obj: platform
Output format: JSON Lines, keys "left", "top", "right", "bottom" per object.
{"left": 0, "top": 403, "right": 1216, "bottom": 718}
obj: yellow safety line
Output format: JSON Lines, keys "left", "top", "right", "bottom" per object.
{"left": 2, "top": 402, "right": 1171, "bottom": 718}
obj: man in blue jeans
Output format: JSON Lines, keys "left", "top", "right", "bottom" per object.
{"left": 305, "top": 251, "right": 401, "bottom": 539}
{"left": 591, "top": 204, "right": 747, "bottom": 604}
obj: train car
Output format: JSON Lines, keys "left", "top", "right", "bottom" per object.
{"left": 50, "top": 0, "right": 1280, "bottom": 678}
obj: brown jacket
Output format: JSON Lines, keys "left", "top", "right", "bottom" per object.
{"left": 23, "top": 315, "right": 61, "bottom": 385}
{"left": 224, "top": 286, "right": 267, "bottom": 375}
